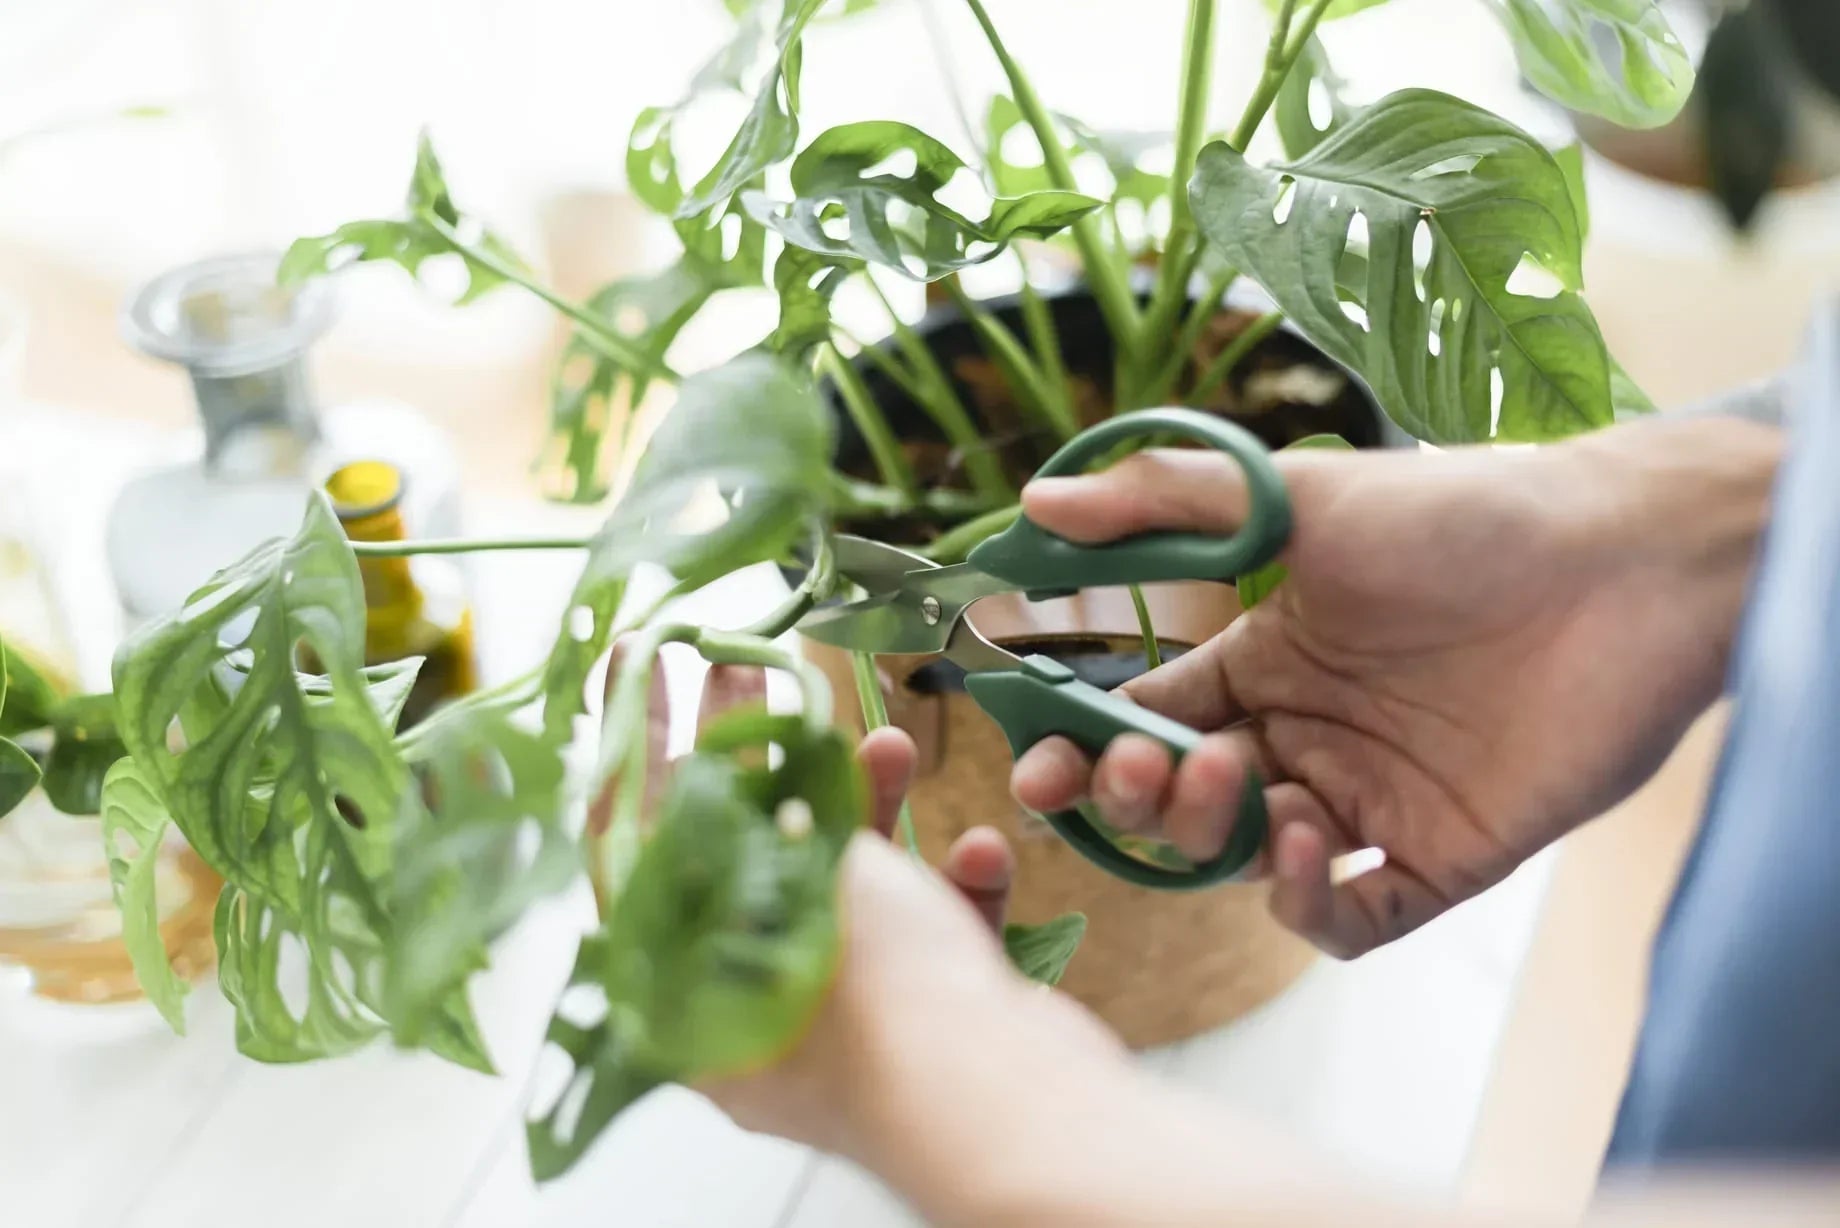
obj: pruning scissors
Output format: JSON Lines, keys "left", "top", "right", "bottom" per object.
{"left": 800, "top": 408, "right": 1294, "bottom": 891}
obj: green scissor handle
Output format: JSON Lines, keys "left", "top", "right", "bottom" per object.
{"left": 967, "top": 656, "right": 1267, "bottom": 890}
{"left": 967, "top": 407, "right": 1293, "bottom": 598}
{"left": 963, "top": 408, "right": 1292, "bottom": 889}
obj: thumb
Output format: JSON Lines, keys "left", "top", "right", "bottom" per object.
{"left": 1022, "top": 448, "right": 1258, "bottom": 543}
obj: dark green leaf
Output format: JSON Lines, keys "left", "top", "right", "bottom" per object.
{"left": 1553, "top": 141, "right": 1591, "bottom": 241}
{"left": 1274, "top": 35, "right": 1354, "bottom": 160}
{"left": 1493, "top": 0, "right": 1693, "bottom": 130}
{"left": 281, "top": 133, "right": 530, "bottom": 304}
{"left": 1236, "top": 434, "right": 1354, "bottom": 608}
{"left": 111, "top": 496, "right": 488, "bottom": 1068}
{"left": 745, "top": 121, "right": 1099, "bottom": 282}
{"left": 1193, "top": 90, "right": 1615, "bottom": 444}
{"left": 1003, "top": 913, "right": 1087, "bottom": 987}
{"left": 0, "top": 737, "right": 40, "bottom": 817}
{"left": 0, "top": 632, "right": 63, "bottom": 737}
{"left": 100, "top": 757, "right": 189, "bottom": 1030}
{"left": 676, "top": 0, "right": 830, "bottom": 221}
{"left": 42, "top": 693, "right": 126, "bottom": 815}
{"left": 528, "top": 715, "right": 862, "bottom": 1180}
{"left": 541, "top": 352, "right": 834, "bottom": 740}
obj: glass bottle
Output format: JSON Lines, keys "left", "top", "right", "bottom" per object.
{"left": 324, "top": 460, "right": 478, "bottom": 729}
{"left": 0, "top": 480, "right": 217, "bottom": 1007}
{"left": 107, "top": 252, "right": 465, "bottom": 630}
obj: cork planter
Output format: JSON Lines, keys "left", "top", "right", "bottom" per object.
{"left": 801, "top": 283, "right": 1397, "bottom": 1049}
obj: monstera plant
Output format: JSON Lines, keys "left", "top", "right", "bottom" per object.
{"left": 64, "top": 0, "right": 1694, "bottom": 1181}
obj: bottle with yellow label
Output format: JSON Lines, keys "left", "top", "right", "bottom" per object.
{"left": 323, "top": 460, "right": 478, "bottom": 728}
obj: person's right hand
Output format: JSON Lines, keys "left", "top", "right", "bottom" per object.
{"left": 1013, "top": 416, "right": 1780, "bottom": 958}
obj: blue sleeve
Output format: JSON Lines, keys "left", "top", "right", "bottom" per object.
{"left": 1604, "top": 302, "right": 1840, "bottom": 1171}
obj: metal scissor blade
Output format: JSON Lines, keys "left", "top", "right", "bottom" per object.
{"left": 829, "top": 535, "right": 938, "bottom": 596}
{"left": 803, "top": 534, "right": 1015, "bottom": 655}
{"left": 940, "top": 614, "right": 1026, "bottom": 674}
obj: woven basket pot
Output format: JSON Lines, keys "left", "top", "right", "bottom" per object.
{"left": 801, "top": 283, "right": 1398, "bottom": 1049}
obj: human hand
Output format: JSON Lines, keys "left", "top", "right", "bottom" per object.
{"left": 1013, "top": 416, "right": 1780, "bottom": 958}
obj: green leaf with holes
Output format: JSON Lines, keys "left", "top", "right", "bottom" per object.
{"left": 527, "top": 714, "right": 862, "bottom": 1181}
{"left": 985, "top": 95, "right": 1167, "bottom": 209}
{"left": 541, "top": 352, "right": 834, "bottom": 741}
{"left": 280, "top": 132, "right": 530, "bottom": 304}
{"left": 765, "top": 240, "right": 859, "bottom": 360}
{"left": 1274, "top": 35, "right": 1354, "bottom": 160}
{"left": 744, "top": 121, "right": 1100, "bottom": 282}
{"left": 1004, "top": 912, "right": 1087, "bottom": 987}
{"left": 1192, "top": 90, "right": 1615, "bottom": 444}
{"left": 1490, "top": 0, "right": 1693, "bottom": 130}
{"left": 100, "top": 757, "right": 188, "bottom": 1031}
{"left": 110, "top": 496, "right": 488, "bottom": 1070}
{"left": 1237, "top": 434, "right": 1355, "bottom": 609}
{"left": 676, "top": 0, "right": 830, "bottom": 220}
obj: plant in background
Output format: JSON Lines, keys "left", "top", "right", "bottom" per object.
{"left": 57, "top": 0, "right": 1694, "bottom": 1181}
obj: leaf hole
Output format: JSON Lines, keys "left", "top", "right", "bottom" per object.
{"left": 1339, "top": 301, "right": 1370, "bottom": 331}
{"left": 936, "top": 169, "right": 987, "bottom": 216}
{"left": 720, "top": 212, "right": 745, "bottom": 263}
{"left": 1343, "top": 209, "right": 1370, "bottom": 259}
{"left": 1411, "top": 219, "right": 1432, "bottom": 302}
{"left": 276, "top": 932, "right": 312, "bottom": 1023}
{"left": 1409, "top": 153, "right": 1482, "bottom": 181}
{"left": 556, "top": 983, "right": 608, "bottom": 1030}
{"left": 334, "top": 793, "right": 367, "bottom": 830}
{"left": 818, "top": 211, "right": 852, "bottom": 242}
{"left": 1505, "top": 252, "right": 1565, "bottom": 300}
{"left": 1428, "top": 297, "right": 1449, "bottom": 334}
{"left": 1427, "top": 329, "right": 1441, "bottom": 357}
{"left": 963, "top": 239, "right": 998, "bottom": 264}
{"left": 862, "top": 148, "right": 919, "bottom": 181}
{"left": 1307, "top": 80, "right": 1334, "bottom": 132}
{"left": 568, "top": 605, "right": 598, "bottom": 643}
{"left": 552, "top": 1070, "right": 594, "bottom": 1144}
{"left": 999, "top": 127, "right": 1044, "bottom": 170}
{"left": 1272, "top": 178, "right": 1298, "bottom": 225}
{"left": 1490, "top": 367, "right": 1505, "bottom": 438}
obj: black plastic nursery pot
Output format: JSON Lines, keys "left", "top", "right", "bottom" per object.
{"left": 797, "top": 280, "right": 1395, "bottom": 1049}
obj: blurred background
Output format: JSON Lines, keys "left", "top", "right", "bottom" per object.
{"left": 3, "top": 1, "right": 1839, "bottom": 1226}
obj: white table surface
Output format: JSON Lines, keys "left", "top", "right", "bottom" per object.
{"left": 0, "top": 406, "right": 1555, "bottom": 1227}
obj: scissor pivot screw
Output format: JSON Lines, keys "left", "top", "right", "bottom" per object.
{"left": 920, "top": 596, "right": 942, "bottom": 625}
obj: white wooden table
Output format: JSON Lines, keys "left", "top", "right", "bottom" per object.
{"left": 0, "top": 407, "right": 1555, "bottom": 1226}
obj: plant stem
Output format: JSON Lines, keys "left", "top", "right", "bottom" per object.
{"left": 850, "top": 650, "right": 918, "bottom": 854}
{"left": 1018, "top": 276, "right": 1075, "bottom": 430}
{"left": 942, "top": 276, "right": 1075, "bottom": 441}
{"left": 919, "top": 502, "right": 1021, "bottom": 563}
{"left": 1139, "top": 0, "right": 1218, "bottom": 386}
{"left": 1128, "top": 584, "right": 1163, "bottom": 671}
{"left": 824, "top": 344, "right": 919, "bottom": 498}
{"left": 1140, "top": 264, "right": 1238, "bottom": 408}
{"left": 743, "top": 531, "right": 836, "bottom": 641}
{"left": 1227, "top": 0, "right": 1333, "bottom": 153}
{"left": 350, "top": 535, "right": 592, "bottom": 558}
{"left": 421, "top": 212, "right": 679, "bottom": 385}
{"left": 827, "top": 475, "right": 996, "bottom": 522}
{"left": 1188, "top": 311, "right": 1283, "bottom": 406}
{"left": 959, "top": 0, "right": 1140, "bottom": 348}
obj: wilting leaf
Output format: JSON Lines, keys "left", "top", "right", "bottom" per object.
{"left": 527, "top": 714, "right": 862, "bottom": 1180}
{"left": 280, "top": 133, "right": 530, "bottom": 304}
{"left": 541, "top": 352, "right": 834, "bottom": 740}
{"left": 110, "top": 496, "right": 488, "bottom": 1069}
{"left": 1004, "top": 913, "right": 1087, "bottom": 987}
{"left": 1236, "top": 434, "right": 1355, "bottom": 609}
{"left": 1193, "top": 90, "right": 1615, "bottom": 444}
{"left": 1491, "top": 0, "right": 1693, "bottom": 130}
{"left": 744, "top": 121, "right": 1099, "bottom": 282}
{"left": 42, "top": 693, "right": 126, "bottom": 815}
{"left": 100, "top": 757, "right": 188, "bottom": 1031}
{"left": 1274, "top": 35, "right": 1354, "bottom": 160}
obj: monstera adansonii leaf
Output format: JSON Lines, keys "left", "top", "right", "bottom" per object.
{"left": 1192, "top": 90, "right": 1616, "bottom": 444}
{"left": 1489, "top": 0, "right": 1693, "bottom": 130}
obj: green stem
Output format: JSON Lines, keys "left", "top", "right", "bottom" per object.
{"left": 1141, "top": 265, "right": 1238, "bottom": 408}
{"left": 1138, "top": 0, "right": 1218, "bottom": 386}
{"left": 959, "top": 0, "right": 1140, "bottom": 348}
{"left": 919, "top": 502, "right": 1021, "bottom": 563}
{"left": 850, "top": 649, "right": 918, "bottom": 854}
{"left": 942, "top": 276, "right": 1074, "bottom": 441}
{"left": 1128, "top": 585, "right": 1163, "bottom": 671}
{"left": 421, "top": 212, "right": 680, "bottom": 385}
{"left": 824, "top": 345, "right": 919, "bottom": 498}
{"left": 1018, "top": 276, "right": 1075, "bottom": 430}
{"left": 743, "top": 531, "right": 836, "bottom": 641}
{"left": 827, "top": 474, "right": 997, "bottom": 522}
{"left": 1227, "top": 0, "right": 1332, "bottom": 153}
{"left": 1188, "top": 311, "right": 1283, "bottom": 406}
{"left": 350, "top": 535, "right": 591, "bottom": 558}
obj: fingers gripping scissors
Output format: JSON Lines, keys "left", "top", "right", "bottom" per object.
{"left": 799, "top": 408, "right": 1294, "bottom": 891}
